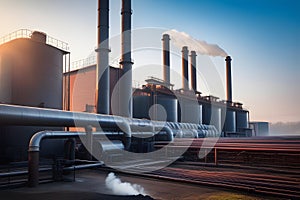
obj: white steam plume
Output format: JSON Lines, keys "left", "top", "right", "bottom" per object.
{"left": 164, "top": 29, "right": 228, "bottom": 57}
{"left": 105, "top": 172, "right": 146, "bottom": 196}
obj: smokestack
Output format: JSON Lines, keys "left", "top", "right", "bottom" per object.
{"left": 119, "top": 0, "right": 133, "bottom": 117}
{"left": 162, "top": 34, "right": 170, "bottom": 86}
{"left": 95, "top": 0, "right": 110, "bottom": 114}
{"left": 190, "top": 50, "right": 197, "bottom": 91}
{"left": 182, "top": 46, "right": 189, "bottom": 90}
{"left": 225, "top": 56, "right": 232, "bottom": 102}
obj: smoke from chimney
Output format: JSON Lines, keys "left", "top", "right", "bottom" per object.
{"left": 105, "top": 172, "right": 146, "bottom": 196}
{"left": 164, "top": 29, "right": 228, "bottom": 57}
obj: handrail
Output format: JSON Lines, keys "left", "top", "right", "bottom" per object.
{"left": 0, "top": 29, "right": 69, "bottom": 51}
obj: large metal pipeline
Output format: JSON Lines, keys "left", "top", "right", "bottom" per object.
{"left": 96, "top": 0, "right": 110, "bottom": 114}
{"left": 0, "top": 104, "right": 130, "bottom": 128}
{"left": 28, "top": 130, "right": 107, "bottom": 187}
{"left": 28, "top": 131, "right": 83, "bottom": 187}
{"left": 0, "top": 104, "right": 173, "bottom": 143}
{"left": 0, "top": 104, "right": 131, "bottom": 148}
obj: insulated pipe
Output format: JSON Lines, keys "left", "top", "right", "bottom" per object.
{"left": 0, "top": 104, "right": 132, "bottom": 149}
{"left": 182, "top": 46, "right": 189, "bottom": 90}
{"left": 162, "top": 34, "right": 170, "bottom": 85}
{"left": 157, "top": 126, "right": 173, "bottom": 141}
{"left": 190, "top": 51, "right": 197, "bottom": 91}
{"left": 0, "top": 104, "right": 174, "bottom": 143}
{"left": 225, "top": 56, "right": 232, "bottom": 102}
{"left": 96, "top": 0, "right": 110, "bottom": 114}
{"left": 0, "top": 104, "right": 130, "bottom": 132}
{"left": 27, "top": 131, "right": 115, "bottom": 187}
{"left": 130, "top": 118, "right": 173, "bottom": 141}
{"left": 28, "top": 131, "right": 85, "bottom": 187}
{"left": 119, "top": 0, "right": 133, "bottom": 117}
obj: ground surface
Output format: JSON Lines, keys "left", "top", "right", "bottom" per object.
{"left": 0, "top": 170, "right": 286, "bottom": 200}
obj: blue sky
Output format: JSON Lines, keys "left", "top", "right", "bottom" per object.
{"left": 0, "top": 0, "right": 299, "bottom": 123}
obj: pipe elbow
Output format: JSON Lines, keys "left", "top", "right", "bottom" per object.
{"left": 28, "top": 130, "right": 50, "bottom": 152}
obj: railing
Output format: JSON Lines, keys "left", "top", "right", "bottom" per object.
{"left": 0, "top": 29, "right": 69, "bottom": 52}
{"left": 71, "top": 55, "right": 96, "bottom": 71}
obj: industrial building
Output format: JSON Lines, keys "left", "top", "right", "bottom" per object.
{"left": 0, "top": 0, "right": 252, "bottom": 187}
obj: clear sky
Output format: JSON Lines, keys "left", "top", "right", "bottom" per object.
{"left": 0, "top": 0, "right": 299, "bottom": 123}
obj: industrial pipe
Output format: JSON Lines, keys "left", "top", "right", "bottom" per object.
{"left": 28, "top": 131, "right": 85, "bottom": 187}
{"left": 182, "top": 46, "right": 189, "bottom": 90}
{"left": 0, "top": 104, "right": 131, "bottom": 133}
{"left": 190, "top": 51, "right": 197, "bottom": 91}
{"left": 0, "top": 104, "right": 176, "bottom": 143}
{"left": 96, "top": 0, "right": 110, "bottom": 114}
{"left": 119, "top": 0, "right": 133, "bottom": 117}
{"left": 63, "top": 162, "right": 103, "bottom": 171}
{"left": 225, "top": 56, "right": 232, "bottom": 102}
{"left": 28, "top": 131, "right": 113, "bottom": 187}
{"left": 156, "top": 126, "right": 173, "bottom": 141}
{"left": 0, "top": 103, "right": 133, "bottom": 152}
{"left": 162, "top": 34, "right": 171, "bottom": 86}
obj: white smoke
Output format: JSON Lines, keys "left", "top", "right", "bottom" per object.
{"left": 164, "top": 29, "right": 228, "bottom": 57}
{"left": 105, "top": 172, "right": 146, "bottom": 196}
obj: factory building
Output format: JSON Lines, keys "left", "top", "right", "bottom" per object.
{"left": 63, "top": 41, "right": 251, "bottom": 138}
{"left": 0, "top": 0, "right": 252, "bottom": 187}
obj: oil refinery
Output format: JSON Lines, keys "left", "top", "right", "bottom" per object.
{"left": 0, "top": 0, "right": 299, "bottom": 199}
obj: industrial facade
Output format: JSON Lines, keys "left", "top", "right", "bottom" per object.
{"left": 0, "top": 0, "right": 257, "bottom": 188}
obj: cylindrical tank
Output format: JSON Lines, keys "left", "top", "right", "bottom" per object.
{"left": 10, "top": 35, "right": 63, "bottom": 108}
{"left": 202, "top": 104, "right": 221, "bottom": 133}
{"left": 133, "top": 95, "right": 178, "bottom": 122}
{"left": 236, "top": 110, "right": 249, "bottom": 132}
{"left": 178, "top": 99, "right": 202, "bottom": 124}
{"left": 0, "top": 33, "right": 66, "bottom": 161}
{"left": 156, "top": 96, "right": 178, "bottom": 122}
{"left": 223, "top": 109, "right": 236, "bottom": 133}
{"left": 133, "top": 96, "right": 151, "bottom": 119}
{"left": 0, "top": 54, "right": 12, "bottom": 103}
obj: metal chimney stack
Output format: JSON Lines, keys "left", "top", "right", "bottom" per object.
{"left": 96, "top": 0, "right": 110, "bottom": 114}
{"left": 162, "top": 34, "right": 170, "bottom": 86}
{"left": 190, "top": 50, "right": 197, "bottom": 91}
{"left": 119, "top": 0, "right": 133, "bottom": 117}
{"left": 182, "top": 46, "right": 189, "bottom": 90}
{"left": 225, "top": 56, "right": 232, "bottom": 102}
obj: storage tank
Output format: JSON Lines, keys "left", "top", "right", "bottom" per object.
{"left": 133, "top": 95, "right": 178, "bottom": 122}
{"left": 223, "top": 109, "right": 236, "bottom": 133}
{"left": 133, "top": 95, "right": 151, "bottom": 119}
{"left": 236, "top": 110, "right": 249, "bottom": 132}
{"left": 0, "top": 31, "right": 68, "bottom": 162}
{"left": 178, "top": 99, "right": 202, "bottom": 124}
{"left": 9, "top": 32, "right": 64, "bottom": 108}
{"left": 0, "top": 54, "right": 12, "bottom": 104}
{"left": 202, "top": 104, "right": 222, "bottom": 134}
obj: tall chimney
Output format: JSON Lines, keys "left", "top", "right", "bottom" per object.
{"left": 162, "top": 34, "right": 170, "bottom": 86}
{"left": 96, "top": 0, "right": 110, "bottom": 114}
{"left": 182, "top": 46, "right": 189, "bottom": 90}
{"left": 225, "top": 56, "right": 232, "bottom": 102}
{"left": 190, "top": 50, "right": 197, "bottom": 91}
{"left": 119, "top": 0, "right": 133, "bottom": 117}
